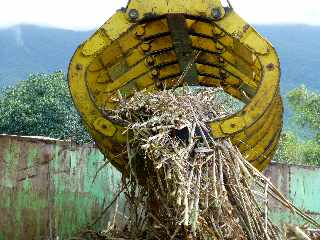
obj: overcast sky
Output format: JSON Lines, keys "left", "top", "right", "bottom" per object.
{"left": 1, "top": 0, "right": 320, "bottom": 30}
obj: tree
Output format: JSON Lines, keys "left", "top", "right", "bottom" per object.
{"left": 287, "top": 85, "right": 320, "bottom": 142}
{"left": 275, "top": 132, "right": 320, "bottom": 165}
{"left": 275, "top": 86, "right": 320, "bottom": 165}
{"left": 0, "top": 71, "right": 92, "bottom": 144}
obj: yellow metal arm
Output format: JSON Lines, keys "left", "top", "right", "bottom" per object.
{"left": 68, "top": 0, "right": 283, "bottom": 172}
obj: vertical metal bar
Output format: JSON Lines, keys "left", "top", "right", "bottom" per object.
{"left": 167, "top": 14, "right": 199, "bottom": 86}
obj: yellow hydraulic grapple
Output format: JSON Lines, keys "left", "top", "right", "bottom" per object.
{"left": 68, "top": 0, "right": 283, "bottom": 172}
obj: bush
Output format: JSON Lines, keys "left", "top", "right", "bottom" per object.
{"left": 0, "top": 71, "right": 92, "bottom": 144}
{"left": 274, "top": 86, "right": 320, "bottom": 166}
{"left": 275, "top": 132, "right": 320, "bottom": 165}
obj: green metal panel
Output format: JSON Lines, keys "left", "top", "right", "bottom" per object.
{"left": 0, "top": 135, "right": 121, "bottom": 240}
{"left": 289, "top": 166, "right": 320, "bottom": 214}
{"left": 1, "top": 135, "right": 319, "bottom": 239}
{"left": 265, "top": 163, "right": 320, "bottom": 225}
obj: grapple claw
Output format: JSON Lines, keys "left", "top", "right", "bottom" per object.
{"left": 68, "top": 0, "right": 283, "bottom": 172}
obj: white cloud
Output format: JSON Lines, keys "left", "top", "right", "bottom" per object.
{"left": 0, "top": 0, "right": 320, "bottom": 30}
{"left": 231, "top": 0, "right": 320, "bottom": 25}
{"left": 0, "top": 0, "right": 127, "bottom": 30}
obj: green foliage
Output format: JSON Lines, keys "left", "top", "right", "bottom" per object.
{"left": 274, "top": 86, "right": 320, "bottom": 165}
{"left": 0, "top": 71, "right": 92, "bottom": 144}
{"left": 275, "top": 132, "right": 320, "bottom": 165}
{"left": 287, "top": 86, "right": 320, "bottom": 141}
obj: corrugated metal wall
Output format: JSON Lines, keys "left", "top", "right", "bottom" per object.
{"left": 265, "top": 163, "right": 320, "bottom": 225}
{"left": 0, "top": 135, "right": 319, "bottom": 239}
{"left": 0, "top": 135, "right": 121, "bottom": 240}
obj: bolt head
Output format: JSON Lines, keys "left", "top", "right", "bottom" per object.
{"left": 151, "top": 69, "right": 159, "bottom": 77}
{"left": 135, "top": 25, "right": 145, "bottom": 37}
{"left": 212, "top": 8, "right": 222, "bottom": 20}
{"left": 141, "top": 43, "right": 151, "bottom": 52}
{"left": 128, "top": 9, "right": 139, "bottom": 21}
{"left": 76, "top": 64, "right": 83, "bottom": 71}
{"left": 267, "top": 63, "right": 275, "bottom": 71}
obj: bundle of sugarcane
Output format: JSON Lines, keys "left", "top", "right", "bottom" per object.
{"left": 284, "top": 225, "right": 320, "bottom": 240}
{"left": 99, "top": 88, "right": 319, "bottom": 240}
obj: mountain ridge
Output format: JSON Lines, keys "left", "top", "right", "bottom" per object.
{"left": 0, "top": 24, "right": 92, "bottom": 88}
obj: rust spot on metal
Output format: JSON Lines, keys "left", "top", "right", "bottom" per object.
{"left": 76, "top": 64, "right": 83, "bottom": 71}
{"left": 267, "top": 63, "right": 275, "bottom": 71}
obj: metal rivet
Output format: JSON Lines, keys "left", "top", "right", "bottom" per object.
{"left": 135, "top": 25, "right": 145, "bottom": 37}
{"left": 212, "top": 8, "right": 222, "bottom": 20}
{"left": 267, "top": 63, "right": 275, "bottom": 71}
{"left": 128, "top": 9, "right": 139, "bottom": 21}
{"left": 141, "top": 43, "right": 151, "bottom": 52}
{"left": 151, "top": 69, "right": 159, "bottom": 77}
{"left": 145, "top": 56, "right": 155, "bottom": 66}
{"left": 76, "top": 64, "right": 83, "bottom": 71}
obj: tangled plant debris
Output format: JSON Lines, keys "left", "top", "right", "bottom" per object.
{"left": 79, "top": 88, "right": 319, "bottom": 240}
